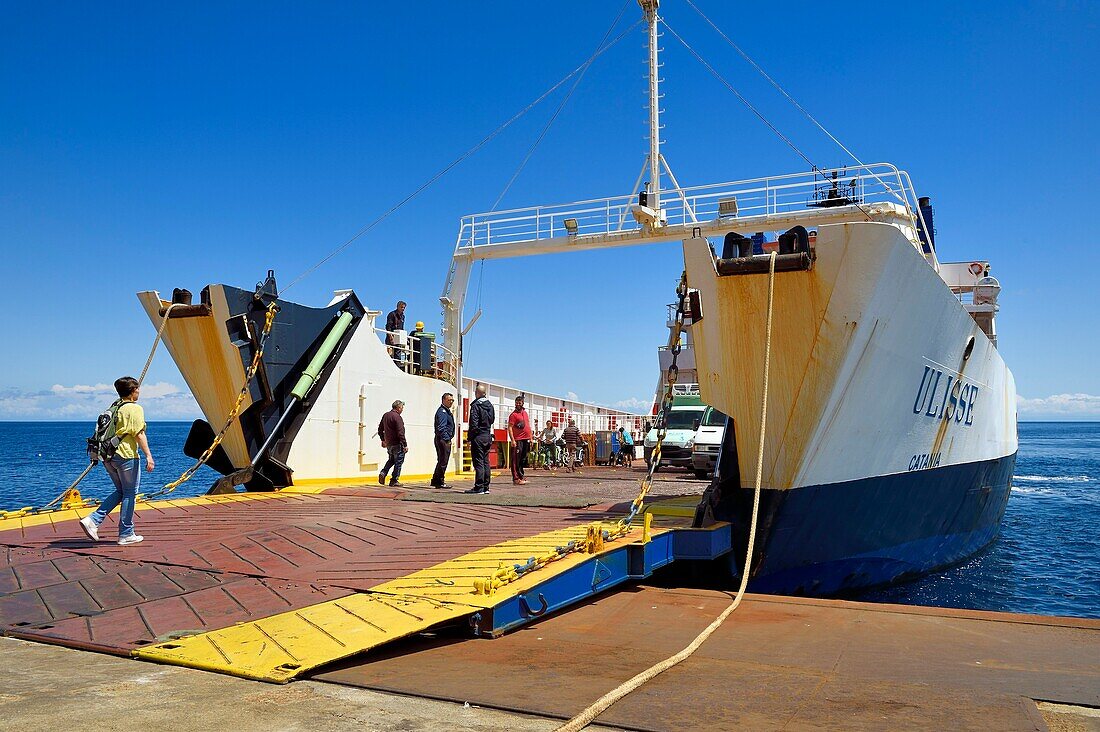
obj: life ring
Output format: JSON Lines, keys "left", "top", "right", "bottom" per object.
{"left": 968, "top": 261, "right": 984, "bottom": 277}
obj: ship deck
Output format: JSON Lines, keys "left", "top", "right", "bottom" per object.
{"left": 0, "top": 467, "right": 716, "bottom": 677}
{"left": 2, "top": 466, "right": 1097, "bottom": 729}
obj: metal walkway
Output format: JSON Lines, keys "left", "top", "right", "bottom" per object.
{"left": 0, "top": 486, "right": 730, "bottom": 683}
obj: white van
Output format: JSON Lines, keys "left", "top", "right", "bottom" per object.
{"left": 643, "top": 404, "right": 707, "bottom": 470}
{"left": 690, "top": 406, "right": 728, "bottom": 479}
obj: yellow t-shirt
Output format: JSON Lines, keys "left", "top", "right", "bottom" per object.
{"left": 114, "top": 402, "right": 146, "bottom": 460}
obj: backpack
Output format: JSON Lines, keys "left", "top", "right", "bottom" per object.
{"left": 87, "top": 399, "right": 127, "bottom": 464}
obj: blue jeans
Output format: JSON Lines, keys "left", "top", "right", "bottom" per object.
{"left": 380, "top": 445, "right": 405, "bottom": 483}
{"left": 470, "top": 432, "right": 492, "bottom": 490}
{"left": 90, "top": 455, "right": 140, "bottom": 538}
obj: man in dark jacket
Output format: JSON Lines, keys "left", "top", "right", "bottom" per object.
{"left": 378, "top": 400, "right": 407, "bottom": 487}
{"left": 431, "top": 393, "right": 456, "bottom": 489}
{"left": 385, "top": 301, "right": 406, "bottom": 366}
{"left": 465, "top": 384, "right": 495, "bottom": 494}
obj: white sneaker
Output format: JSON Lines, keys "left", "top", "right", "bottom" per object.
{"left": 117, "top": 534, "right": 144, "bottom": 546}
{"left": 78, "top": 516, "right": 100, "bottom": 542}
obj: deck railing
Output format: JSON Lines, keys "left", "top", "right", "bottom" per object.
{"left": 454, "top": 163, "right": 921, "bottom": 249}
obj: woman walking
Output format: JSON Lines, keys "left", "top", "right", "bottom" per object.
{"left": 79, "top": 376, "right": 154, "bottom": 545}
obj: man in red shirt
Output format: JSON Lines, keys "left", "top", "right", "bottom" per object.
{"left": 507, "top": 395, "right": 532, "bottom": 485}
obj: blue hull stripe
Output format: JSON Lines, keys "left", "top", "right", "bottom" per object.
{"left": 727, "top": 453, "right": 1017, "bottom": 596}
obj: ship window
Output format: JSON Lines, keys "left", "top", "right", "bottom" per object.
{"left": 963, "top": 336, "right": 975, "bottom": 361}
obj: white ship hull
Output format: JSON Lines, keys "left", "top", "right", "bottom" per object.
{"left": 684, "top": 220, "right": 1018, "bottom": 594}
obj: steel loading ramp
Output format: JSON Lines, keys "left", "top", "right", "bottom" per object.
{"left": 133, "top": 519, "right": 731, "bottom": 683}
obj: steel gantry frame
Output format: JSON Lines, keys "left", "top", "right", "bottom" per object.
{"left": 437, "top": 2, "right": 928, "bottom": 474}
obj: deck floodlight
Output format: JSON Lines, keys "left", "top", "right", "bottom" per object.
{"left": 718, "top": 197, "right": 738, "bottom": 217}
{"left": 563, "top": 218, "right": 579, "bottom": 236}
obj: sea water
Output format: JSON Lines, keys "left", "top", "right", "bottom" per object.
{"left": 0, "top": 421, "right": 1096, "bottom": 619}
{"left": 0, "top": 421, "right": 217, "bottom": 509}
{"left": 857, "top": 421, "right": 1099, "bottom": 618}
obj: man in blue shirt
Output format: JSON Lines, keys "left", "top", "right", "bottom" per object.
{"left": 431, "top": 392, "right": 456, "bottom": 489}
{"left": 619, "top": 426, "right": 635, "bottom": 467}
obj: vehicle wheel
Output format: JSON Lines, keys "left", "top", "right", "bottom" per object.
{"left": 694, "top": 470, "right": 708, "bottom": 479}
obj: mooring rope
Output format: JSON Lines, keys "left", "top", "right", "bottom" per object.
{"left": 555, "top": 251, "right": 778, "bottom": 732}
{"left": 9, "top": 301, "right": 276, "bottom": 517}
{"left": 137, "top": 302, "right": 183, "bottom": 386}
{"left": 8, "top": 302, "right": 188, "bottom": 518}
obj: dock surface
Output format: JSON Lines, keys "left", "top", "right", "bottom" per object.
{"left": 2, "top": 467, "right": 1098, "bottom": 730}
{"left": 319, "top": 585, "right": 1100, "bottom": 731}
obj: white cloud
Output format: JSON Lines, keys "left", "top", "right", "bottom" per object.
{"left": 135, "top": 382, "right": 182, "bottom": 399}
{"left": 566, "top": 391, "right": 580, "bottom": 401}
{"left": 50, "top": 383, "right": 114, "bottom": 395}
{"left": 1017, "top": 393, "right": 1100, "bottom": 420}
{"left": 614, "top": 396, "right": 652, "bottom": 413}
{"left": 0, "top": 382, "right": 199, "bottom": 421}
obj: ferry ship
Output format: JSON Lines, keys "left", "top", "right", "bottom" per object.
{"left": 136, "top": 0, "right": 1015, "bottom": 595}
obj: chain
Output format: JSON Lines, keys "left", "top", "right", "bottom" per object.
{"left": 621, "top": 272, "right": 689, "bottom": 527}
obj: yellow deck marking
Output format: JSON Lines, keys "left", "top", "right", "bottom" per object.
{"left": 289, "top": 471, "right": 471, "bottom": 488}
{"left": 133, "top": 522, "right": 666, "bottom": 682}
{"left": 0, "top": 491, "right": 293, "bottom": 534}
{"left": 277, "top": 485, "right": 331, "bottom": 495}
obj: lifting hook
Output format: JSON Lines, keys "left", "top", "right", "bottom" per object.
{"left": 518, "top": 593, "right": 549, "bottom": 618}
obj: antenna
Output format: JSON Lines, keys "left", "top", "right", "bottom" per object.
{"left": 634, "top": 0, "right": 692, "bottom": 230}
{"left": 641, "top": 0, "right": 661, "bottom": 212}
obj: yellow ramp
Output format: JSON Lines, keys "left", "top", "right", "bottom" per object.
{"left": 134, "top": 592, "right": 479, "bottom": 683}
{"left": 372, "top": 523, "right": 652, "bottom": 602}
{"left": 134, "top": 523, "right": 661, "bottom": 682}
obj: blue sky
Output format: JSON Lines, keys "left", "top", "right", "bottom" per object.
{"left": 1, "top": 1, "right": 1097, "bottom": 420}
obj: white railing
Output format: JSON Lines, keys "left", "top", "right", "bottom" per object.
{"left": 459, "top": 377, "right": 650, "bottom": 435}
{"left": 454, "top": 163, "right": 921, "bottom": 249}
